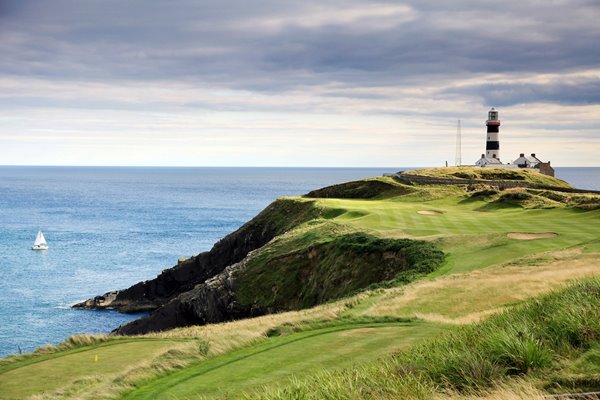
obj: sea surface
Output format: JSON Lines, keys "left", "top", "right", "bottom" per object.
{"left": 0, "top": 166, "right": 598, "bottom": 357}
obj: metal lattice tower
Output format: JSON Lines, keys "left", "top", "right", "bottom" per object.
{"left": 455, "top": 119, "right": 462, "bottom": 166}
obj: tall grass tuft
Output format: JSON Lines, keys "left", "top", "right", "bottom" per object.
{"left": 486, "top": 330, "right": 553, "bottom": 374}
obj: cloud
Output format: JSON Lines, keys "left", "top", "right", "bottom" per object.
{"left": 440, "top": 70, "right": 600, "bottom": 107}
{"left": 478, "top": 78, "right": 600, "bottom": 107}
{"left": 0, "top": 0, "right": 599, "bottom": 166}
{"left": 2, "top": 0, "right": 599, "bottom": 87}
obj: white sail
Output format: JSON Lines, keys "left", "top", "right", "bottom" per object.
{"left": 34, "top": 231, "right": 47, "bottom": 246}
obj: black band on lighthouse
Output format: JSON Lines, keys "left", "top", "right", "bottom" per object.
{"left": 487, "top": 125, "right": 499, "bottom": 133}
{"left": 486, "top": 141, "right": 500, "bottom": 150}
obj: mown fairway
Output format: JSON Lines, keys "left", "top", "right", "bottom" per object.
{"left": 318, "top": 196, "right": 600, "bottom": 275}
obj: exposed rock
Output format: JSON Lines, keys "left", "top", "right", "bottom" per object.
{"left": 73, "top": 199, "right": 319, "bottom": 313}
{"left": 115, "top": 256, "right": 263, "bottom": 335}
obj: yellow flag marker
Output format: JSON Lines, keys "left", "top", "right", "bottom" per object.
{"left": 94, "top": 354, "right": 99, "bottom": 363}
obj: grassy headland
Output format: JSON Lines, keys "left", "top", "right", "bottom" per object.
{"left": 401, "top": 166, "right": 573, "bottom": 188}
{"left": 1, "top": 167, "right": 598, "bottom": 399}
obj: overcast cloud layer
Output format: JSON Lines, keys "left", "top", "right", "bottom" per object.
{"left": 1, "top": 0, "right": 599, "bottom": 166}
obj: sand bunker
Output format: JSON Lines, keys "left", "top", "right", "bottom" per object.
{"left": 417, "top": 210, "right": 443, "bottom": 215}
{"left": 507, "top": 232, "right": 558, "bottom": 240}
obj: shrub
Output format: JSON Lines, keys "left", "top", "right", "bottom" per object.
{"left": 236, "top": 233, "right": 445, "bottom": 310}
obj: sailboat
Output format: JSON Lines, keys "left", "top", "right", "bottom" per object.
{"left": 32, "top": 230, "right": 49, "bottom": 250}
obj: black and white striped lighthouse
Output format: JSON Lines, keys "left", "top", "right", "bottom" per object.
{"left": 485, "top": 108, "right": 501, "bottom": 160}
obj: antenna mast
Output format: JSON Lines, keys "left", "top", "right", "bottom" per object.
{"left": 455, "top": 119, "right": 462, "bottom": 166}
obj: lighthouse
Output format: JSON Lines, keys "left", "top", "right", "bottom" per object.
{"left": 475, "top": 108, "right": 503, "bottom": 166}
{"left": 485, "top": 108, "right": 501, "bottom": 160}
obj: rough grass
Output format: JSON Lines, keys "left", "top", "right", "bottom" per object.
{"left": 360, "top": 249, "right": 600, "bottom": 323}
{"left": 3, "top": 249, "right": 598, "bottom": 399}
{"left": 248, "top": 278, "right": 600, "bottom": 399}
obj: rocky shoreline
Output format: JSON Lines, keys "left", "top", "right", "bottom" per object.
{"left": 73, "top": 199, "right": 320, "bottom": 331}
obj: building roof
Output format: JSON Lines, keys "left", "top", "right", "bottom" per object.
{"left": 512, "top": 153, "right": 542, "bottom": 166}
{"left": 477, "top": 157, "right": 503, "bottom": 164}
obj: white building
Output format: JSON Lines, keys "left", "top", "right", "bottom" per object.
{"left": 511, "top": 153, "right": 555, "bottom": 177}
{"left": 475, "top": 154, "right": 504, "bottom": 167}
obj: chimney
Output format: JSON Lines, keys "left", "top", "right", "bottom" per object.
{"left": 520, "top": 153, "right": 524, "bottom": 157}
{"left": 531, "top": 153, "right": 536, "bottom": 157}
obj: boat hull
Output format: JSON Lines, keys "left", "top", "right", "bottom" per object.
{"left": 32, "top": 245, "right": 48, "bottom": 250}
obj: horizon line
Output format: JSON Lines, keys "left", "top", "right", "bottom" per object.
{"left": 0, "top": 165, "right": 598, "bottom": 169}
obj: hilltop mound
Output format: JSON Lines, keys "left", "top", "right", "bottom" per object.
{"left": 304, "top": 177, "right": 413, "bottom": 199}
{"left": 404, "top": 166, "right": 572, "bottom": 188}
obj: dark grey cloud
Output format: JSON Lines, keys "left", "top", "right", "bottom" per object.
{"left": 478, "top": 78, "right": 600, "bottom": 106}
{"left": 1, "top": 0, "right": 599, "bottom": 105}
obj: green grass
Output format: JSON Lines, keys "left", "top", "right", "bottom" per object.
{"left": 121, "top": 321, "right": 448, "bottom": 400}
{"left": 312, "top": 194, "right": 600, "bottom": 276}
{"left": 248, "top": 278, "right": 600, "bottom": 399}
{"left": 583, "top": 239, "right": 600, "bottom": 253}
{"left": 0, "top": 339, "right": 189, "bottom": 399}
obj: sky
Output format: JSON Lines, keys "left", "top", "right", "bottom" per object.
{"left": 1, "top": 0, "right": 599, "bottom": 167}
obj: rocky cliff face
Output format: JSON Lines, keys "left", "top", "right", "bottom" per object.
{"left": 115, "top": 256, "right": 262, "bottom": 335}
{"left": 114, "top": 233, "right": 444, "bottom": 335}
{"left": 73, "top": 199, "right": 320, "bottom": 313}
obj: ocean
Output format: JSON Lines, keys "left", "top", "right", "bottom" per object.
{"left": 0, "top": 166, "right": 598, "bottom": 357}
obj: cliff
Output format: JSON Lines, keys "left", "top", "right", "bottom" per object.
{"left": 73, "top": 198, "right": 321, "bottom": 313}
{"left": 116, "top": 233, "right": 443, "bottom": 334}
